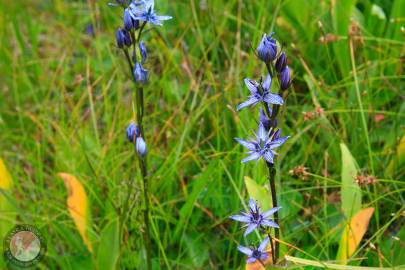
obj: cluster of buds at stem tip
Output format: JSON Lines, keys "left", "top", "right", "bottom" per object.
{"left": 126, "top": 122, "right": 147, "bottom": 157}
{"left": 116, "top": 28, "right": 132, "bottom": 48}
{"left": 256, "top": 34, "right": 291, "bottom": 91}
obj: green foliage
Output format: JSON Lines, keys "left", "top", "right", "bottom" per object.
{"left": 0, "top": 0, "right": 404, "bottom": 269}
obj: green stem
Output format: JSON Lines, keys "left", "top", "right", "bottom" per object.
{"left": 267, "top": 231, "right": 276, "bottom": 264}
{"left": 267, "top": 163, "right": 279, "bottom": 263}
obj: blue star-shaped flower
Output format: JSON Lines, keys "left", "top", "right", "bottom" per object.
{"left": 128, "top": 0, "right": 172, "bottom": 26}
{"left": 230, "top": 198, "right": 280, "bottom": 236}
{"left": 237, "top": 75, "right": 283, "bottom": 111}
{"left": 238, "top": 236, "right": 270, "bottom": 264}
{"left": 235, "top": 122, "right": 289, "bottom": 163}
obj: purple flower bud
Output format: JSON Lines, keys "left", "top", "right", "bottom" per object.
{"left": 126, "top": 122, "right": 140, "bottom": 142}
{"left": 257, "top": 33, "right": 277, "bottom": 63}
{"left": 136, "top": 137, "right": 147, "bottom": 156}
{"left": 139, "top": 41, "right": 147, "bottom": 64}
{"left": 116, "top": 28, "right": 131, "bottom": 48}
{"left": 133, "top": 62, "right": 148, "bottom": 83}
{"left": 275, "top": 52, "right": 287, "bottom": 73}
{"left": 278, "top": 66, "right": 291, "bottom": 90}
{"left": 124, "top": 9, "right": 139, "bottom": 30}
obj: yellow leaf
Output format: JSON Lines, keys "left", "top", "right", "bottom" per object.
{"left": 0, "top": 158, "right": 12, "bottom": 190}
{"left": 337, "top": 207, "right": 374, "bottom": 263}
{"left": 58, "top": 173, "right": 93, "bottom": 253}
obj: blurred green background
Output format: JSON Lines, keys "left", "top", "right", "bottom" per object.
{"left": 0, "top": 0, "right": 404, "bottom": 269}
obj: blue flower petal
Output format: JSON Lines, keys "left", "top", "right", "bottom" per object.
{"left": 237, "top": 96, "right": 259, "bottom": 111}
{"left": 258, "top": 237, "right": 270, "bottom": 252}
{"left": 264, "top": 93, "right": 283, "bottom": 105}
{"left": 268, "top": 136, "right": 289, "bottom": 149}
{"left": 244, "top": 223, "right": 258, "bottom": 236}
{"left": 235, "top": 138, "right": 256, "bottom": 151}
{"left": 229, "top": 214, "right": 250, "bottom": 223}
{"left": 262, "top": 219, "right": 279, "bottom": 228}
{"left": 241, "top": 152, "right": 261, "bottom": 163}
{"left": 244, "top": 78, "right": 259, "bottom": 95}
{"left": 237, "top": 246, "right": 253, "bottom": 256}
{"left": 262, "top": 206, "right": 281, "bottom": 218}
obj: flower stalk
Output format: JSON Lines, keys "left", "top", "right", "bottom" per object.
{"left": 232, "top": 31, "right": 292, "bottom": 266}
{"left": 111, "top": 1, "right": 172, "bottom": 269}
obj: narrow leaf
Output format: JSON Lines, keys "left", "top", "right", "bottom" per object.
{"left": 340, "top": 143, "right": 361, "bottom": 219}
{"left": 96, "top": 218, "right": 120, "bottom": 270}
{"left": 337, "top": 208, "right": 375, "bottom": 263}
{"left": 58, "top": 172, "right": 93, "bottom": 253}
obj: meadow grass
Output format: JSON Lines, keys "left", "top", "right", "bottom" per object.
{"left": 0, "top": 0, "right": 404, "bottom": 269}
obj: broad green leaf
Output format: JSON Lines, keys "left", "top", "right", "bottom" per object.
{"left": 96, "top": 218, "right": 120, "bottom": 270}
{"left": 340, "top": 143, "right": 361, "bottom": 219}
{"left": 337, "top": 208, "right": 374, "bottom": 263}
{"left": 59, "top": 173, "right": 93, "bottom": 253}
{"left": 244, "top": 176, "right": 272, "bottom": 211}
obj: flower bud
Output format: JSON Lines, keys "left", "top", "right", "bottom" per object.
{"left": 278, "top": 66, "right": 291, "bottom": 90}
{"left": 116, "top": 28, "right": 131, "bottom": 48}
{"left": 124, "top": 9, "right": 139, "bottom": 30}
{"left": 136, "top": 137, "right": 147, "bottom": 157}
{"left": 275, "top": 52, "right": 287, "bottom": 73}
{"left": 133, "top": 62, "right": 148, "bottom": 83}
{"left": 139, "top": 41, "right": 147, "bottom": 64}
{"left": 126, "top": 122, "right": 140, "bottom": 143}
{"left": 257, "top": 33, "right": 277, "bottom": 63}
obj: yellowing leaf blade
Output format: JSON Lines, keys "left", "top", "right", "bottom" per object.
{"left": 337, "top": 207, "right": 375, "bottom": 263}
{"left": 0, "top": 158, "right": 13, "bottom": 189}
{"left": 58, "top": 172, "right": 93, "bottom": 253}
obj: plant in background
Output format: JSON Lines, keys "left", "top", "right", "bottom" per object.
{"left": 111, "top": 1, "right": 171, "bottom": 269}
{"left": 231, "top": 32, "right": 291, "bottom": 265}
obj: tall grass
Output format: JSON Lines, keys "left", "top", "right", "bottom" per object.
{"left": 0, "top": 0, "right": 404, "bottom": 269}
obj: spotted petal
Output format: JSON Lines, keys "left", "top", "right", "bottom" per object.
{"left": 238, "top": 245, "right": 253, "bottom": 256}
{"left": 264, "top": 93, "right": 283, "bottom": 105}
